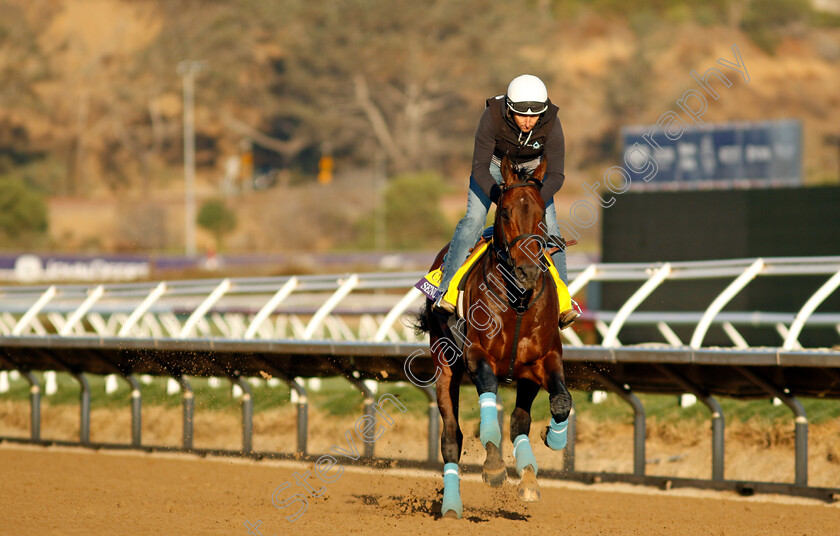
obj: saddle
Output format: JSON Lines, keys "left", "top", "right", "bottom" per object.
{"left": 416, "top": 227, "right": 573, "bottom": 317}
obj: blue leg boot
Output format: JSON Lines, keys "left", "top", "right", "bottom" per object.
{"left": 513, "top": 434, "right": 541, "bottom": 502}
{"left": 513, "top": 434, "right": 538, "bottom": 477}
{"left": 478, "top": 392, "right": 501, "bottom": 448}
{"left": 478, "top": 392, "right": 506, "bottom": 486}
{"left": 441, "top": 462, "right": 463, "bottom": 519}
{"left": 543, "top": 417, "right": 568, "bottom": 450}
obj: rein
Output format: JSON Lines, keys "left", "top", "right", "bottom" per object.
{"left": 488, "top": 177, "right": 547, "bottom": 383}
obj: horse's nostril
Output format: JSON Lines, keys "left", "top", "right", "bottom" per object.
{"left": 515, "top": 265, "right": 540, "bottom": 286}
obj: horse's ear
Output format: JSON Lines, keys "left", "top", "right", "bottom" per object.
{"left": 534, "top": 158, "right": 547, "bottom": 181}
{"left": 500, "top": 156, "right": 515, "bottom": 187}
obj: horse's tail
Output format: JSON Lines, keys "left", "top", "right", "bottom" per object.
{"left": 411, "top": 245, "right": 446, "bottom": 337}
{"left": 410, "top": 307, "right": 430, "bottom": 335}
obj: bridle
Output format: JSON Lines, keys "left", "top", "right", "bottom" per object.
{"left": 493, "top": 176, "right": 546, "bottom": 273}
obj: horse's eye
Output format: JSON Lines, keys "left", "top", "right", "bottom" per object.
{"left": 501, "top": 210, "right": 510, "bottom": 222}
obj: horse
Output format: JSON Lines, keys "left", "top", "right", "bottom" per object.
{"left": 416, "top": 156, "right": 573, "bottom": 519}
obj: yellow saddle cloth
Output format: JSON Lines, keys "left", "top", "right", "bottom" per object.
{"left": 422, "top": 240, "right": 572, "bottom": 313}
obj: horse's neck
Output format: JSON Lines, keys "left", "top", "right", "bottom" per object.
{"left": 479, "top": 250, "right": 530, "bottom": 307}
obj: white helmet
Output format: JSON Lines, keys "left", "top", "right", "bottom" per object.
{"left": 506, "top": 74, "right": 548, "bottom": 115}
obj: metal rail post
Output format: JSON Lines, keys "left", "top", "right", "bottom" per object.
{"left": 123, "top": 374, "right": 142, "bottom": 447}
{"left": 177, "top": 376, "right": 194, "bottom": 449}
{"left": 332, "top": 364, "right": 376, "bottom": 458}
{"left": 289, "top": 379, "right": 309, "bottom": 456}
{"left": 27, "top": 353, "right": 90, "bottom": 444}
{"left": 564, "top": 406, "right": 576, "bottom": 474}
{"left": 655, "top": 364, "right": 725, "bottom": 480}
{"left": 280, "top": 377, "right": 309, "bottom": 456}
{"left": 735, "top": 366, "right": 808, "bottom": 486}
{"left": 587, "top": 364, "right": 646, "bottom": 475}
{"left": 417, "top": 385, "right": 439, "bottom": 463}
{"left": 70, "top": 372, "right": 91, "bottom": 445}
{"left": 252, "top": 358, "right": 308, "bottom": 456}
{"left": 90, "top": 353, "right": 143, "bottom": 447}
{"left": 149, "top": 356, "right": 195, "bottom": 451}
{"left": 229, "top": 375, "right": 253, "bottom": 454}
{"left": 0, "top": 356, "right": 41, "bottom": 442}
{"left": 23, "top": 371, "right": 41, "bottom": 441}
{"left": 197, "top": 352, "right": 254, "bottom": 454}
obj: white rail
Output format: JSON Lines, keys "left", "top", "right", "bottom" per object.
{"left": 0, "top": 257, "right": 837, "bottom": 351}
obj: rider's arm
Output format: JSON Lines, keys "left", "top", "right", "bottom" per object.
{"left": 540, "top": 119, "right": 566, "bottom": 205}
{"left": 471, "top": 108, "right": 502, "bottom": 203}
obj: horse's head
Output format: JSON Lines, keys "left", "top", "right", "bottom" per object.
{"left": 494, "top": 156, "right": 548, "bottom": 290}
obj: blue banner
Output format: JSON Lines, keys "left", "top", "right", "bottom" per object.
{"left": 622, "top": 119, "right": 802, "bottom": 190}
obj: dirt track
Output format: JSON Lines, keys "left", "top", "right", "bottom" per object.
{"left": 2, "top": 444, "right": 839, "bottom": 536}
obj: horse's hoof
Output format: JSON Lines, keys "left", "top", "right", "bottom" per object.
{"left": 518, "top": 466, "right": 541, "bottom": 502}
{"left": 441, "top": 509, "right": 461, "bottom": 520}
{"left": 482, "top": 466, "right": 507, "bottom": 487}
{"left": 482, "top": 442, "right": 507, "bottom": 487}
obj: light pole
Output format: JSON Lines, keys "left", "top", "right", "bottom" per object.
{"left": 825, "top": 134, "right": 840, "bottom": 184}
{"left": 178, "top": 60, "right": 205, "bottom": 257}
{"left": 373, "top": 148, "right": 386, "bottom": 250}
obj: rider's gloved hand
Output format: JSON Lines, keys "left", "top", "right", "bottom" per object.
{"left": 490, "top": 184, "right": 502, "bottom": 204}
{"left": 548, "top": 234, "right": 566, "bottom": 251}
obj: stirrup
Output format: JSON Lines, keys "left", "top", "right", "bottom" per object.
{"left": 433, "top": 292, "right": 456, "bottom": 315}
{"left": 558, "top": 308, "right": 579, "bottom": 330}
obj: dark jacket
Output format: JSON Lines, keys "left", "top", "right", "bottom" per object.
{"left": 471, "top": 95, "right": 566, "bottom": 205}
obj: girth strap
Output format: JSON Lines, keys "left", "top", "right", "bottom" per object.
{"left": 498, "top": 267, "right": 546, "bottom": 384}
{"left": 505, "top": 311, "right": 524, "bottom": 384}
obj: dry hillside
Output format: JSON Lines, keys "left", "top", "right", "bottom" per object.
{"left": 0, "top": 0, "right": 838, "bottom": 254}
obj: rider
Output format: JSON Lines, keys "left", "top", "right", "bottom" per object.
{"left": 433, "top": 74, "right": 578, "bottom": 329}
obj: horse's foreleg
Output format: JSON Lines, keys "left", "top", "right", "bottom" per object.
{"left": 436, "top": 360, "right": 464, "bottom": 519}
{"left": 469, "top": 358, "right": 506, "bottom": 487}
{"left": 511, "top": 379, "right": 541, "bottom": 502}
{"left": 472, "top": 359, "right": 501, "bottom": 448}
{"left": 542, "top": 358, "right": 573, "bottom": 451}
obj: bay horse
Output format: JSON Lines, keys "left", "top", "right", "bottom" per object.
{"left": 417, "top": 156, "right": 573, "bottom": 519}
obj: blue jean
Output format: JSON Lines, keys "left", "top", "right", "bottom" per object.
{"left": 439, "top": 163, "right": 567, "bottom": 295}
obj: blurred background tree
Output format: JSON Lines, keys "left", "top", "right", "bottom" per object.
{"left": 0, "top": 178, "right": 48, "bottom": 249}
{"left": 353, "top": 171, "right": 451, "bottom": 250}
{"left": 197, "top": 198, "right": 237, "bottom": 251}
{"left": 740, "top": 0, "right": 814, "bottom": 53}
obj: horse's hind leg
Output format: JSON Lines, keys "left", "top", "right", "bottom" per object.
{"left": 510, "top": 379, "right": 541, "bottom": 502}
{"left": 436, "top": 356, "right": 465, "bottom": 519}
{"left": 471, "top": 359, "right": 506, "bottom": 487}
